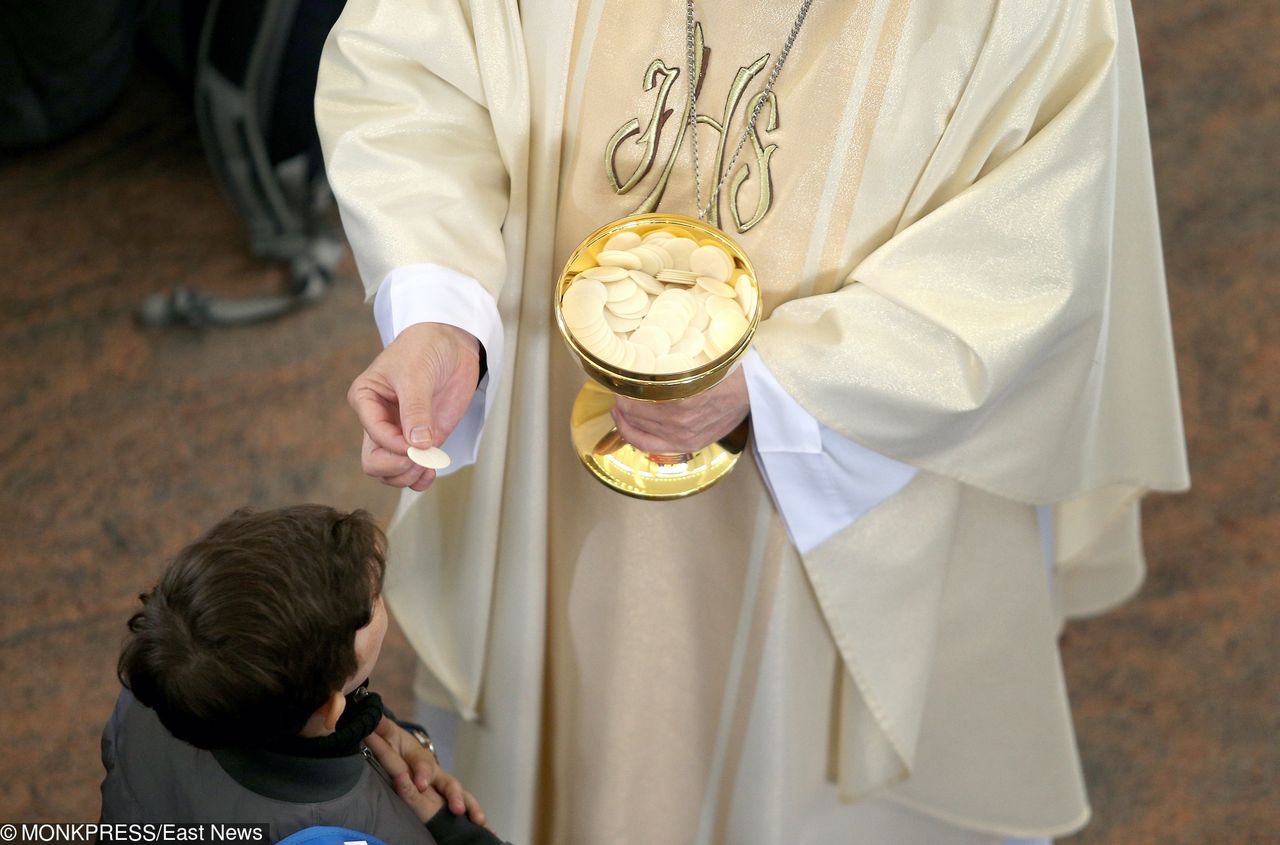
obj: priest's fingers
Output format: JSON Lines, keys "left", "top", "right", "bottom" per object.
{"left": 408, "top": 468, "right": 438, "bottom": 492}
{"left": 617, "top": 395, "right": 735, "bottom": 446}
{"left": 362, "top": 433, "right": 433, "bottom": 488}
{"left": 421, "top": 364, "right": 482, "bottom": 451}
{"left": 616, "top": 369, "right": 747, "bottom": 431}
{"left": 349, "top": 371, "right": 410, "bottom": 455}
{"left": 614, "top": 371, "right": 749, "bottom": 451}
{"left": 362, "top": 432, "right": 413, "bottom": 477}
{"left": 611, "top": 407, "right": 689, "bottom": 454}
{"left": 389, "top": 322, "right": 482, "bottom": 449}
{"left": 392, "top": 369, "right": 439, "bottom": 451}
{"left": 613, "top": 396, "right": 711, "bottom": 452}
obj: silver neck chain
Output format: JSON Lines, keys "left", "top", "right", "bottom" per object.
{"left": 685, "top": 0, "right": 816, "bottom": 222}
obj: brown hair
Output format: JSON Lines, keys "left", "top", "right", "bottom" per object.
{"left": 118, "top": 505, "right": 386, "bottom": 749}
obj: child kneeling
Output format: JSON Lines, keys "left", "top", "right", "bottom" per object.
{"left": 101, "top": 505, "right": 505, "bottom": 844}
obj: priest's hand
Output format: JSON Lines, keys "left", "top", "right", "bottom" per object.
{"left": 365, "top": 716, "right": 487, "bottom": 825}
{"left": 348, "top": 322, "right": 481, "bottom": 491}
{"left": 612, "top": 366, "right": 750, "bottom": 453}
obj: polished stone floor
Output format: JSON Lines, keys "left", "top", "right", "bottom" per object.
{"left": 1, "top": 3, "right": 1276, "bottom": 841}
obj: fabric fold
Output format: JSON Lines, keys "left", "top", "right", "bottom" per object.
{"left": 318, "top": 0, "right": 535, "bottom": 723}
{"left": 754, "top": 0, "right": 1186, "bottom": 509}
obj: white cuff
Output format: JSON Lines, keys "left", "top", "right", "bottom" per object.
{"left": 372, "top": 264, "right": 505, "bottom": 475}
{"left": 742, "top": 349, "right": 919, "bottom": 554}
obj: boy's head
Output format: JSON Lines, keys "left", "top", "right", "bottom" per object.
{"left": 118, "top": 505, "right": 388, "bottom": 750}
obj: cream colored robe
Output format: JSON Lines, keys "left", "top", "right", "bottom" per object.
{"left": 316, "top": 0, "right": 1189, "bottom": 842}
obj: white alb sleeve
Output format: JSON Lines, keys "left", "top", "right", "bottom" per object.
{"left": 741, "top": 349, "right": 919, "bottom": 554}
{"left": 372, "top": 263, "right": 504, "bottom": 475}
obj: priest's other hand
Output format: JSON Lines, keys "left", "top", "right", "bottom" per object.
{"left": 612, "top": 366, "right": 750, "bottom": 454}
{"left": 348, "top": 322, "right": 481, "bottom": 491}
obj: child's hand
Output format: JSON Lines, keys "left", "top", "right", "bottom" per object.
{"left": 366, "top": 716, "right": 487, "bottom": 826}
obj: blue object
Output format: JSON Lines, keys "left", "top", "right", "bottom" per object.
{"left": 275, "top": 827, "right": 390, "bottom": 845}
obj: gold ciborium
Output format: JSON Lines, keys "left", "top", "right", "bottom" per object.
{"left": 554, "top": 213, "right": 761, "bottom": 499}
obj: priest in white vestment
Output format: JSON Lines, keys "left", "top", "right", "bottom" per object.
{"left": 315, "top": 0, "right": 1189, "bottom": 842}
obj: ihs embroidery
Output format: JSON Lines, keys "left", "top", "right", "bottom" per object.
{"left": 605, "top": 23, "right": 779, "bottom": 233}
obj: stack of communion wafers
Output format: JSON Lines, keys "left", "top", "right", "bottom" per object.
{"left": 561, "top": 228, "right": 758, "bottom": 374}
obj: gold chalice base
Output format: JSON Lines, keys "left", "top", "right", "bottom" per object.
{"left": 569, "top": 381, "right": 747, "bottom": 500}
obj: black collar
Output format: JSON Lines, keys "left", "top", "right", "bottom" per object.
{"left": 211, "top": 686, "right": 384, "bottom": 803}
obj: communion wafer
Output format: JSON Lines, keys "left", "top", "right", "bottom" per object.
{"left": 585, "top": 329, "right": 624, "bottom": 361}
{"left": 604, "top": 277, "right": 638, "bottom": 302}
{"left": 604, "top": 231, "right": 642, "bottom": 251}
{"left": 608, "top": 286, "right": 651, "bottom": 318}
{"left": 620, "top": 341, "right": 638, "bottom": 370}
{"left": 691, "top": 297, "right": 711, "bottom": 331}
{"left": 562, "top": 284, "right": 607, "bottom": 330}
{"left": 630, "top": 342, "right": 657, "bottom": 373}
{"left": 653, "top": 288, "right": 698, "bottom": 316}
{"left": 597, "top": 249, "right": 643, "bottom": 269}
{"left": 603, "top": 311, "right": 642, "bottom": 332}
{"left": 562, "top": 225, "right": 758, "bottom": 374}
{"left": 644, "top": 309, "right": 689, "bottom": 346}
{"left": 661, "top": 237, "right": 699, "bottom": 269}
{"left": 671, "top": 324, "right": 705, "bottom": 356}
{"left": 704, "top": 293, "right": 741, "bottom": 319}
{"left": 644, "top": 242, "right": 674, "bottom": 269}
{"left": 655, "top": 352, "right": 697, "bottom": 374}
{"left": 696, "top": 276, "right": 736, "bottom": 298}
{"left": 576, "top": 321, "right": 614, "bottom": 351}
{"left": 735, "top": 274, "right": 757, "bottom": 316}
{"left": 707, "top": 310, "right": 749, "bottom": 358}
{"left": 568, "top": 276, "right": 607, "bottom": 302}
{"left": 689, "top": 245, "right": 734, "bottom": 282}
{"left": 645, "top": 300, "right": 691, "bottom": 332}
{"left": 583, "top": 265, "right": 630, "bottom": 282}
{"left": 655, "top": 269, "right": 699, "bottom": 286}
{"left": 630, "top": 325, "right": 673, "bottom": 356}
{"left": 408, "top": 446, "right": 451, "bottom": 470}
{"left": 629, "top": 269, "right": 666, "bottom": 295}
{"left": 629, "top": 245, "right": 666, "bottom": 276}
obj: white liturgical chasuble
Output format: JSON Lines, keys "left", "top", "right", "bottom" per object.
{"left": 316, "top": 0, "right": 1189, "bottom": 842}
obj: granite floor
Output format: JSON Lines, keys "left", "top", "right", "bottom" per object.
{"left": 1, "top": 3, "right": 1276, "bottom": 842}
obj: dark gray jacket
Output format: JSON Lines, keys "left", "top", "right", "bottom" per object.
{"left": 100, "top": 689, "right": 436, "bottom": 843}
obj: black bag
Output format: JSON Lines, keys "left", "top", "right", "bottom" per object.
{"left": 140, "top": 0, "right": 349, "bottom": 326}
{"left": 0, "top": 0, "right": 137, "bottom": 149}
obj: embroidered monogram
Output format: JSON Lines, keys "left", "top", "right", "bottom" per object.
{"left": 604, "top": 23, "right": 780, "bottom": 233}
